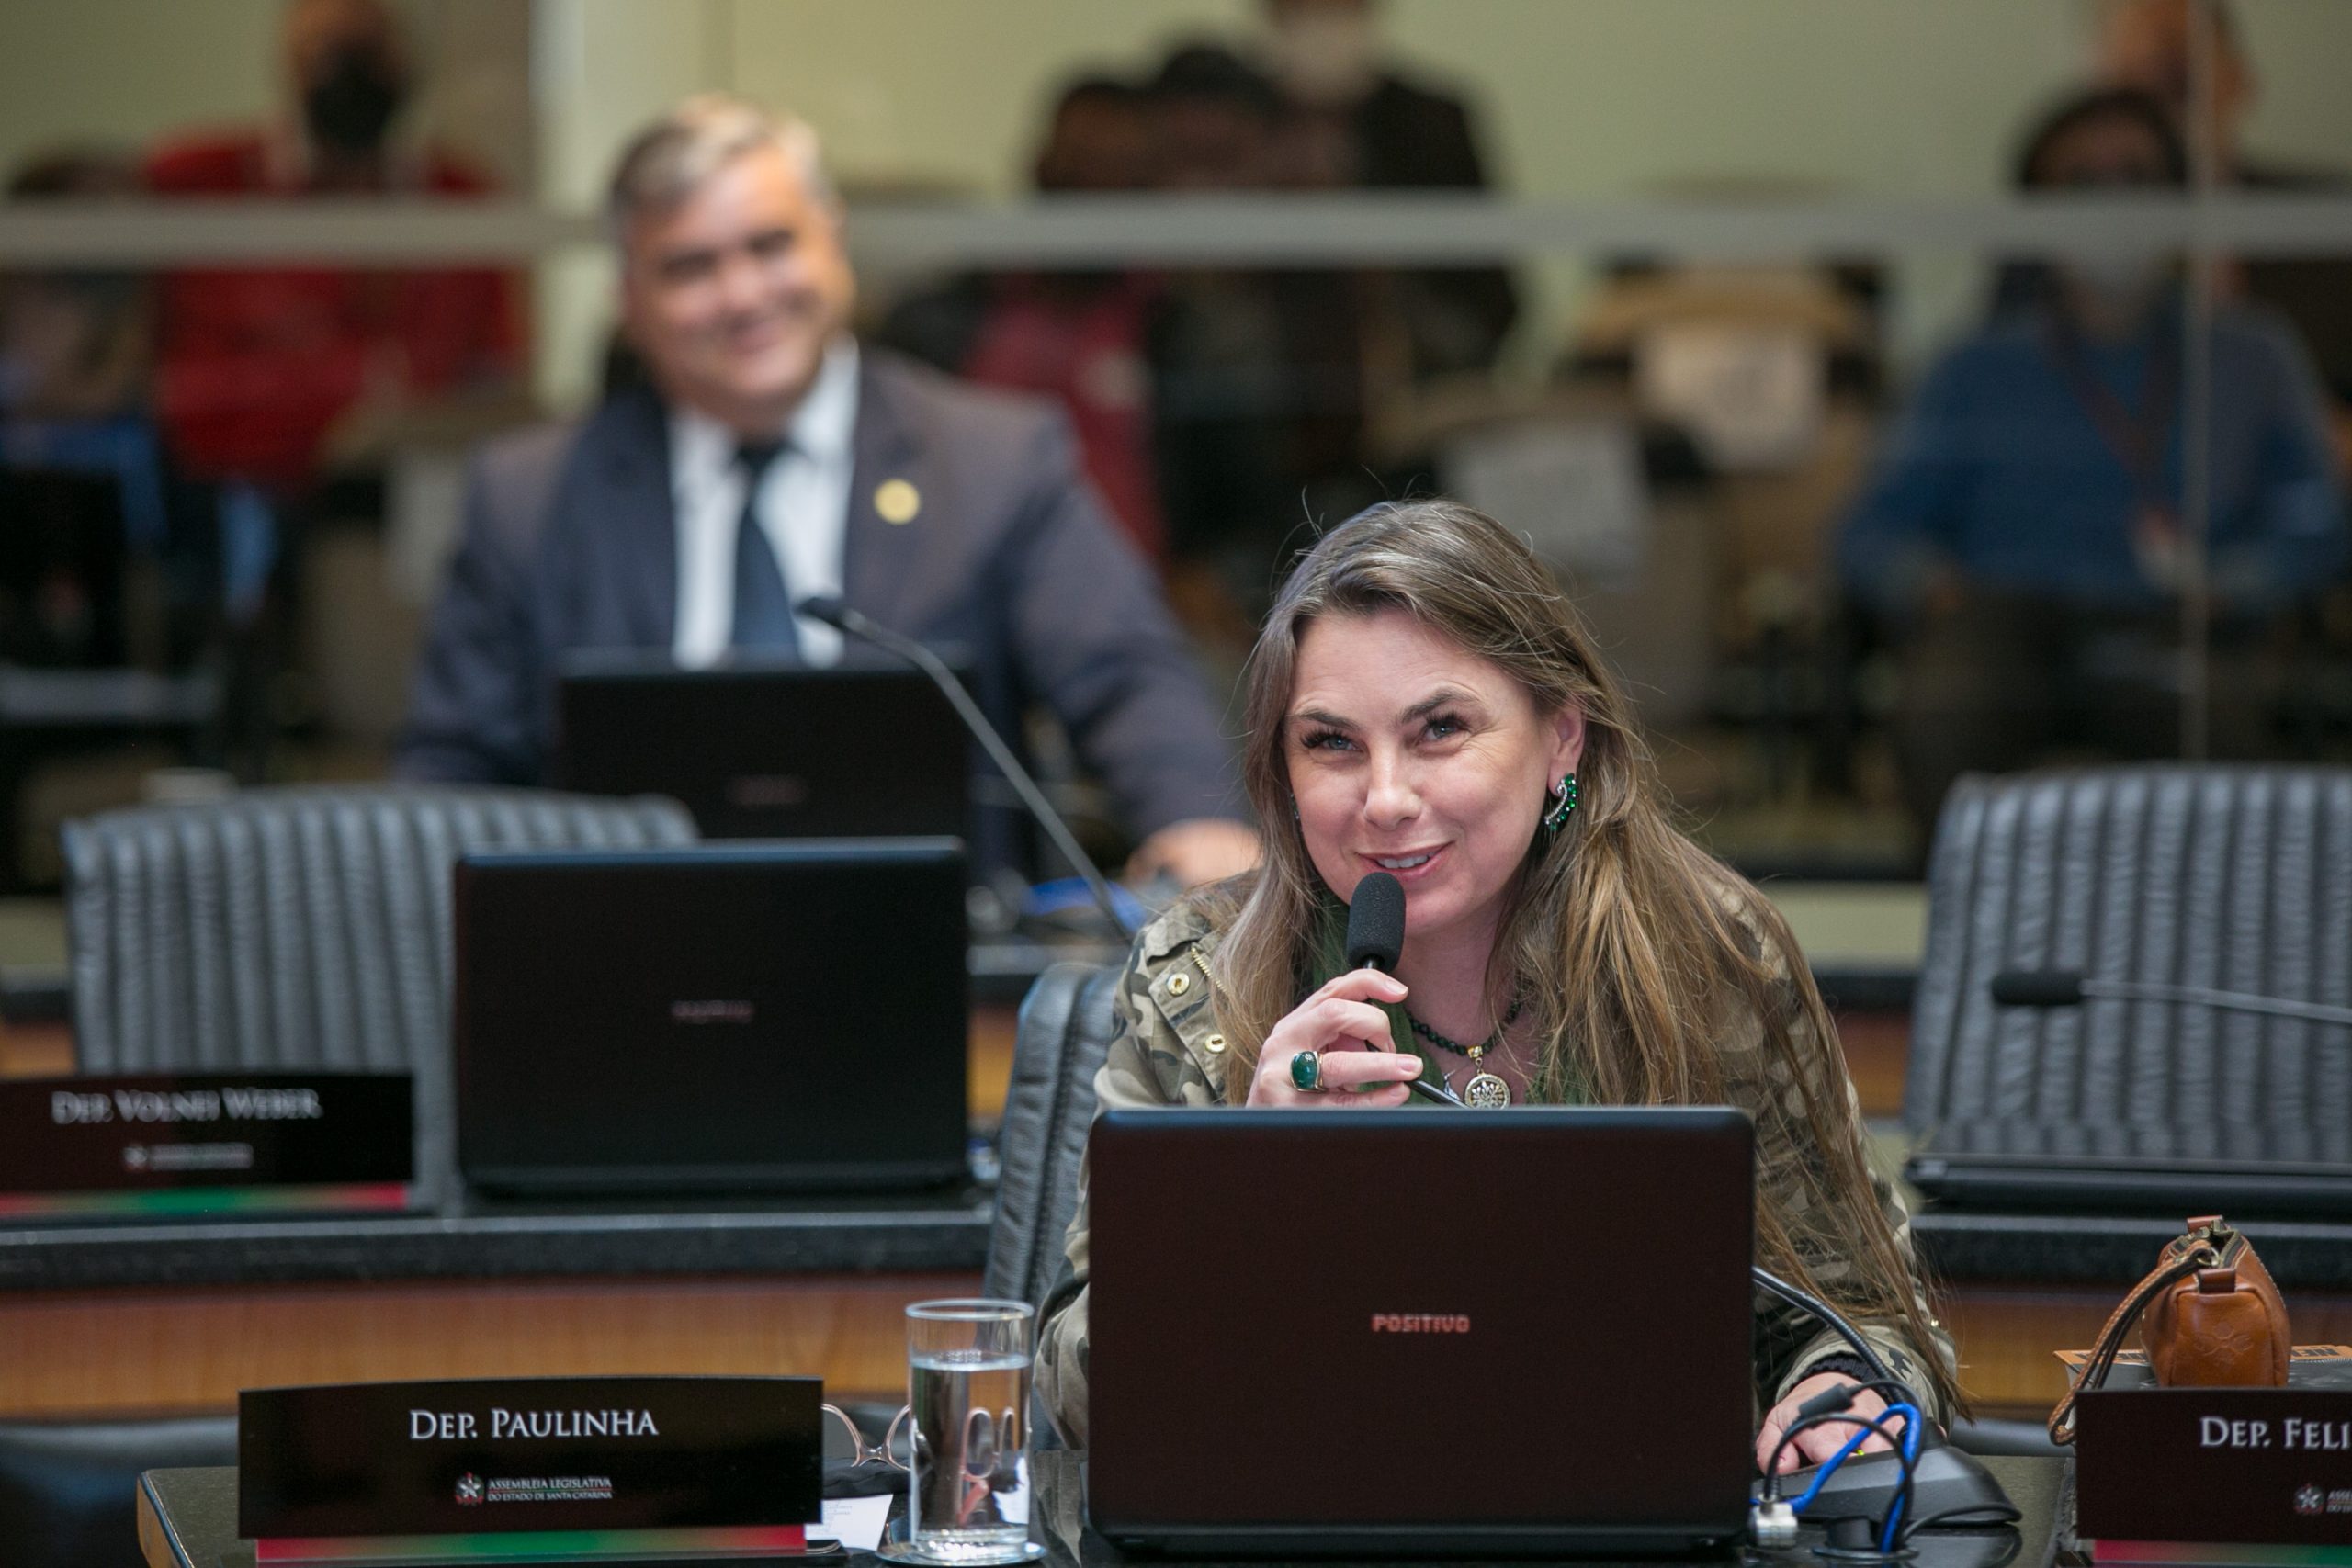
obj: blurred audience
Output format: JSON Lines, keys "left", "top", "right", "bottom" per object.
{"left": 2097, "top": 0, "right": 2352, "bottom": 427}
{"left": 878, "top": 76, "right": 1171, "bottom": 561}
{"left": 0, "top": 150, "right": 244, "bottom": 661}
{"left": 143, "top": 0, "right": 522, "bottom": 492}
{"left": 0, "top": 152, "right": 151, "bottom": 427}
{"left": 399, "top": 96, "right": 1256, "bottom": 888}
{"left": 1839, "top": 88, "right": 2346, "bottom": 834}
{"left": 1261, "top": 0, "right": 1517, "bottom": 379}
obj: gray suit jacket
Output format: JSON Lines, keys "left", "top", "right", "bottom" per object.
{"left": 395, "top": 348, "right": 1240, "bottom": 840}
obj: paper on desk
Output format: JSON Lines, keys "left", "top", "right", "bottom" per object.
{"left": 810, "top": 1494, "right": 893, "bottom": 1551}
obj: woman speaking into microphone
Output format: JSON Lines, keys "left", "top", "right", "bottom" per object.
{"left": 1035, "top": 499, "right": 1962, "bottom": 1468}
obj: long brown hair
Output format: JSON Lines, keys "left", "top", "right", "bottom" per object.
{"left": 1200, "top": 499, "right": 1962, "bottom": 1415}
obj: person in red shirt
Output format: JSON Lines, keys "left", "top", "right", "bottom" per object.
{"left": 144, "top": 0, "right": 522, "bottom": 491}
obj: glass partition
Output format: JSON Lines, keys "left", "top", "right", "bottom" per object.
{"left": 1, "top": 0, "right": 2346, "bottom": 886}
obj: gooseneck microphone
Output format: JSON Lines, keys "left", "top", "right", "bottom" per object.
{"left": 1991, "top": 968, "right": 2352, "bottom": 1029}
{"left": 795, "top": 595, "right": 1133, "bottom": 940}
{"left": 1344, "top": 871, "right": 1460, "bottom": 1106}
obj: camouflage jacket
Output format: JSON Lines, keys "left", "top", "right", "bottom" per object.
{"left": 1034, "top": 897, "right": 1957, "bottom": 1448}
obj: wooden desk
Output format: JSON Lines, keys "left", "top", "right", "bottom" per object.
{"left": 0, "top": 1005, "right": 1020, "bottom": 1421}
{"left": 137, "top": 1454, "right": 2075, "bottom": 1568}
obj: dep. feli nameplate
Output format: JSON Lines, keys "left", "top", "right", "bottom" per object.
{"left": 2075, "top": 1386, "right": 2352, "bottom": 1544}
{"left": 0, "top": 1073, "right": 412, "bottom": 1217}
{"left": 238, "top": 1376, "right": 822, "bottom": 1554}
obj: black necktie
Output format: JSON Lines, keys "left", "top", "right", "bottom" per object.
{"left": 731, "top": 438, "right": 797, "bottom": 650}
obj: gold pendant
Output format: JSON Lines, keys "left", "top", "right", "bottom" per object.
{"left": 1461, "top": 1044, "right": 1510, "bottom": 1107}
{"left": 1464, "top": 1071, "right": 1510, "bottom": 1107}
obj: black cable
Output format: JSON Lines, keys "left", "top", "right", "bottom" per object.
{"left": 1763, "top": 1380, "right": 1920, "bottom": 1495}
{"left": 1751, "top": 1266, "right": 1905, "bottom": 1391}
{"left": 1801, "top": 1376, "right": 1928, "bottom": 1536}
{"left": 1763, "top": 1409, "right": 1914, "bottom": 1501}
{"left": 1763, "top": 1411, "right": 1873, "bottom": 1495}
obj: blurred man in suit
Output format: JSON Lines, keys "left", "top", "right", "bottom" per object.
{"left": 396, "top": 96, "right": 1257, "bottom": 886}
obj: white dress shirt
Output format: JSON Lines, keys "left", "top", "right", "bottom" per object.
{"left": 669, "top": 337, "right": 859, "bottom": 668}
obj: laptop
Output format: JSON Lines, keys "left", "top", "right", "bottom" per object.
{"left": 552, "top": 656, "right": 968, "bottom": 841}
{"left": 1083, "top": 1107, "right": 1755, "bottom": 1557}
{"left": 453, "top": 840, "right": 969, "bottom": 1196}
{"left": 1905, "top": 1119, "right": 2352, "bottom": 1217}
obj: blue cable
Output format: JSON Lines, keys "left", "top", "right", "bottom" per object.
{"left": 1785, "top": 1402, "right": 1920, "bottom": 1516}
{"left": 1878, "top": 1403, "right": 1926, "bottom": 1551}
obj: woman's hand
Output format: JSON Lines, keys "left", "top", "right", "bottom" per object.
{"left": 1245, "top": 969, "right": 1427, "bottom": 1107}
{"left": 1756, "top": 1373, "right": 1905, "bottom": 1476}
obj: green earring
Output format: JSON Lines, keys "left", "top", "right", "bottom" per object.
{"left": 1543, "top": 772, "right": 1579, "bottom": 831}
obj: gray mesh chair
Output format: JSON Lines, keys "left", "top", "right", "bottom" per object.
{"left": 983, "top": 962, "right": 1122, "bottom": 1313}
{"left": 62, "top": 784, "right": 697, "bottom": 1193}
{"left": 1905, "top": 764, "right": 2352, "bottom": 1137}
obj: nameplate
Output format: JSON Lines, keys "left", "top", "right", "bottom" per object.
{"left": 238, "top": 1377, "right": 821, "bottom": 1561}
{"left": 0, "top": 1074, "right": 412, "bottom": 1217}
{"left": 2076, "top": 1387, "right": 2352, "bottom": 1543}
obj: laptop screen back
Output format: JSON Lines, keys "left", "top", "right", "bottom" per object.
{"left": 553, "top": 660, "right": 968, "bottom": 841}
{"left": 1084, "top": 1107, "right": 1754, "bottom": 1551}
{"left": 454, "top": 840, "right": 968, "bottom": 1195}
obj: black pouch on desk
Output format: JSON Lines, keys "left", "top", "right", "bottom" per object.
{"left": 824, "top": 1458, "right": 904, "bottom": 1499}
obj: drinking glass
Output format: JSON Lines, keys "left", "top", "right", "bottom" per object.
{"left": 902, "top": 1298, "right": 1039, "bottom": 1563}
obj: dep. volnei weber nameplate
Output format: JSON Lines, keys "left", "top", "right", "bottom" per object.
{"left": 0, "top": 1073, "right": 412, "bottom": 1216}
{"left": 238, "top": 1376, "right": 821, "bottom": 1558}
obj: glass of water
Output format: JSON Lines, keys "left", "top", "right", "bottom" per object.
{"left": 903, "top": 1298, "right": 1039, "bottom": 1564}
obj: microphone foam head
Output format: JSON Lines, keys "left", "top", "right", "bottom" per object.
{"left": 1989, "top": 969, "right": 2086, "bottom": 1008}
{"left": 1345, "top": 872, "right": 1407, "bottom": 971}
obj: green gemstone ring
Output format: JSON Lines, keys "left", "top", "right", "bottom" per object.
{"left": 1289, "top": 1049, "right": 1326, "bottom": 1093}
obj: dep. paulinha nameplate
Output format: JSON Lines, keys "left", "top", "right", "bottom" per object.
{"left": 238, "top": 1376, "right": 821, "bottom": 1559}
{"left": 0, "top": 1073, "right": 412, "bottom": 1217}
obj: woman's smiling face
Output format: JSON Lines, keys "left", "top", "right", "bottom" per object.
{"left": 1285, "top": 607, "right": 1583, "bottom": 946}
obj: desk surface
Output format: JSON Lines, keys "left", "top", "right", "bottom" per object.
{"left": 137, "top": 1453, "right": 2069, "bottom": 1568}
{"left": 0, "top": 1189, "right": 993, "bottom": 1292}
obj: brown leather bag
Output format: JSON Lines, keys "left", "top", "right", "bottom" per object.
{"left": 2047, "top": 1215, "right": 2291, "bottom": 1445}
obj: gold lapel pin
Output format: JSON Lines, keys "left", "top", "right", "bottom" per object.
{"left": 875, "top": 479, "right": 921, "bottom": 525}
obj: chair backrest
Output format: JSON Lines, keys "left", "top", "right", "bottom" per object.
{"left": 984, "top": 962, "right": 1121, "bottom": 1313}
{"left": 1905, "top": 765, "right": 2352, "bottom": 1134}
{"left": 0, "top": 1415, "right": 237, "bottom": 1568}
{"left": 62, "top": 784, "right": 697, "bottom": 1191}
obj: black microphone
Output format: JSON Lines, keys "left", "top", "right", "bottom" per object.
{"left": 1988, "top": 969, "right": 2086, "bottom": 1008}
{"left": 1344, "top": 871, "right": 1459, "bottom": 1106}
{"left": 1991, "top": 967, "right": 2352, "bottom": 1028}
{"left": 1344, "top": 871, "right": 1405, "bottom": 971}
{"left": 796, "top": 595, "right": 1133, "bottom": 940}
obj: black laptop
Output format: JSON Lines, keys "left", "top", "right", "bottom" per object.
{"left": 552, "top": 656, "right": 967, "bottom": 841}
{"left": 1905, "top": 1119, "right": 2352, "bottom": 1217}
{"left": 1083, "top": 1107, "right": 1756, "bottom": 1557}
{"left": 453, "top": 840, "right": 969, "bottom": 1196}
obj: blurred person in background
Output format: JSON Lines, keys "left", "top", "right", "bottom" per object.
{"left": 1838, "top": 88, "right": 2345, "bottom": 837}
{"left": 0, "top": 151, "right": 167, "bottom": 672}
{"left": 0, "top": 153, "right": 151, "bottom": 429}
{"left": 1148, "top": 42, "right": 1372, "bottom": 641}
{"left": 2097, "top": 0, "right": 2352, "bottom": 446}
{"left": 1261, "top": 0, "right": 1517, "bottom": 379}
{"left": 879, "top": 75, "right": 1171, "bottom": 563}
{"left": 399, "top": 96, "right": 1257, "bottom": 888}
{"left": 143, "top": 0, "right": 522, "bottom": 494}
